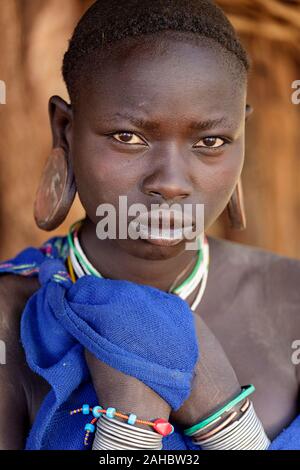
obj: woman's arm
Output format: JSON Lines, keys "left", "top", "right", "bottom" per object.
{"left": 170, "top": 313, "right": 243, "bottom": 428}
{"left": 0, "top": 363, "right": 28, "bottom": 449}
{"left": 84, "top": 312, "right": 242, "bottom": 439}
{"left": 84, "top": 350, "right": 171, "bottom": 431}
{"left": 0, "top": 275, "right": 37, "bottom": 449}
{"left": 83, "top": 314, "right": 250, "bottom": 452}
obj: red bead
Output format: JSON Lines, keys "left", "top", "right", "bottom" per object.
{"left": 153, "top": 418, "right": 173, "bottom": 436}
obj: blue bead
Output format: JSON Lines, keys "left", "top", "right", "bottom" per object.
{"left": 106, "top": 407, "right": 116, "bottom": 419}
{"left": 92, "top": 406, "right": 103, "bottom": 418}
{"left": 127, "top": 414, "right": 137, "bottom": 425}
{"left": 170, "top": 425, "right": 174, "bottom": 435}
{"left": 82, "top": 404, "right": 90, "bottom": 415}
{"left": 85, "top": 423, "right": 95, "bottom": 433}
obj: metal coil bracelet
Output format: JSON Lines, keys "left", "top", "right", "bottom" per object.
{"left": 191, "top": 401, "right": 270, "bottom": 450}
{"left": 92, "top": 414, "right": 163, "bottom": 450}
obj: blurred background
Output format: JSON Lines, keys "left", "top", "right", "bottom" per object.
{"left": 0, "top": 0, "right": 299, "bottom": 259}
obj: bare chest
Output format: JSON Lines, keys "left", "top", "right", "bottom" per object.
{"left": 197, "top": 297, "right": 299, "bottom": 441}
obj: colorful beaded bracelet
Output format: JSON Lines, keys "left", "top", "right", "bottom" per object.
{"left": 70, "top": 404, "right": 174, "bottom": 446}
{"left": 183, "top": 384, "right": 256, "bottom": 436}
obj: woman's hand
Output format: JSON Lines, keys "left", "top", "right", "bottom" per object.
{"left": 84, "top": 349, "right": 171, "bottom": 430}
{"left": 79, "top": 279, "right": 199, "bottom": 429}
{"left": 85, "top": 313, "right": 241, "bottom": 431}
{"left": 170, "top": 314, "right": 242, "bottom": 428}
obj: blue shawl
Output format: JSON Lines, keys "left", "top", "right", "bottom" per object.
{"left": 0, "top": 235, "right": 299, "bottom": 450}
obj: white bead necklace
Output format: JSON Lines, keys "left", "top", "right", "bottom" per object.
{"left": 67, "top": 220, "right": 209, "bottom": 312}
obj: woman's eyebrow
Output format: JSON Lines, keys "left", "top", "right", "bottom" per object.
{"left": 102, "top": 112, "right": 233, "bottom": 131}
{"left": 102, "top": 112, "right": 160, "bottom": 131}
{"left": 188, "top": 117, "right": 235, "bottom": 131}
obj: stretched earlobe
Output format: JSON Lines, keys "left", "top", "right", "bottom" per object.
{"left": 226, "top": 178, "right": 247, "bottom": 230}
{"left": 245, "top": 104, "right": 254, "bottom": 121}
{"left": 33, "top": 147, "right": 77, "bottom": 231}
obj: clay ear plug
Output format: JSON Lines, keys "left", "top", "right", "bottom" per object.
{"left": 34, "top": 147, "right": 76, "bottom": 231}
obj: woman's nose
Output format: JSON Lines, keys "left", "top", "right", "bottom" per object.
{"left": 141, "top": 150, "right": 193, "bottom": 203}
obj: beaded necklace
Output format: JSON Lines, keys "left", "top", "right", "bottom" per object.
{"left": 66, "top": 219, "right": 209, "bottom": 312}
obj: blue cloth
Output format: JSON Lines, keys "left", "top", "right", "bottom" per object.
{"left": 268, "top": 416, "right": 300, "bottom": 450}
{"left": 0, "top": 235, "right": 199, "bottom": 450}
{"left": 1, "top": 234, "right": 300, "bottom": 450}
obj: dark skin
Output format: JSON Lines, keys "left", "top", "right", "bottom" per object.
{"left": 0, "top": 33, "right": 300, "bottom": 449}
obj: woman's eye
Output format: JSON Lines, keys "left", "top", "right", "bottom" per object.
{"left": 194, "top": 137, "right": 226, "bottom": 149}
{"left": 111, "top": 132, "right": 146, "bottom": 145}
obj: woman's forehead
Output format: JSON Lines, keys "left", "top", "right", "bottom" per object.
{"left": 76, "top": 36, "right": 247, "bottom": 125}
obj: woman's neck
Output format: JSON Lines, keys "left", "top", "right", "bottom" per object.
{"left": 78, "top": 217, "right": 200, "bottom": 292}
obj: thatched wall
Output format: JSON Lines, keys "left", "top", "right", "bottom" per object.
{"left": 0, "top": 0, "right": 299, "bottom": 259}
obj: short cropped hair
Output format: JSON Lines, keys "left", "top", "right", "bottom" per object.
{"left": 62, "top": 0, "right": 250, "bottom": 102}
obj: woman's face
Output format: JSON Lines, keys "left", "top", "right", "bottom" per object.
{"left": 52, "top": 34, "right": 248, "bottom": 260}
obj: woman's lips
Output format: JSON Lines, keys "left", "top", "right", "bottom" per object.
{"left": 130, "top": 209, "right": 196, "bottom": 247}
{"left": 143, "top": 236, "right": 184, "bottom": 247}
{"left": 135, "top": 208, "right": 195, "bottom": 229}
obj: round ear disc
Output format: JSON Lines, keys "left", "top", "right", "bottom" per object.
{"left": 33, "top": 147, "right": 76, "bottom": 231}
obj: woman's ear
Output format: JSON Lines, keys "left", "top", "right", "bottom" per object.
{"left": 226, "top": 103, "right": 253, "bottom": 231}
{"left": 48, "top": 95, "right": 73, "bottom": 153}
{"left": 33, "top": 96, "right": 76, "bottom": 231}
{"left": 245, "top": 104, "right": 254, "bottom": 122}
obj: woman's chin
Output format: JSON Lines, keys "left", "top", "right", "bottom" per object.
{"left": 117, "top": 236, "right": 191, "bottom": 261}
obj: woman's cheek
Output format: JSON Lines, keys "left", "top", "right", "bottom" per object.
{"left": 199, "top": 156, "right": 244, "bottom": 226}
{"left": 73, "top": 154, "right": 139, "bottom": 226}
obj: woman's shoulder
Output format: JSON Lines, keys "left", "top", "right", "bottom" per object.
{"left": 0, "top": 232, "right": 64, "bottom": 346}
{"left": 207, "top": 234, "right": 300, "bottom": 270}
{"left": 207, "top": 234, "right": 300, "bottom": 293}
{"left": 0, "top": 232, "right": 69, "bottom": 325}
{"left": 0, "top": 274, "right": 41, "bottom": 449}
{"left": 0, "top": 273, "right": 40, "bottom": 341}
{"left": 206, "top": 235, "right": 300, "bottom": 334}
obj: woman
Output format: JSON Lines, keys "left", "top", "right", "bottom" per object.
{"left": 0, "top": 0, "right": 299, "bottom": 450}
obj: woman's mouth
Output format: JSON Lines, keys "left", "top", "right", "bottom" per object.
{"left": 140, "top": 226, "right": 190, "bottom": 246}
{"left": 130, "top": 209, "right": 196, "bottom": 247}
